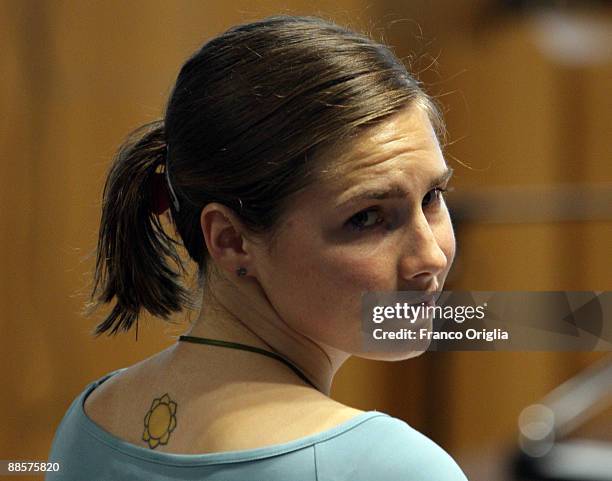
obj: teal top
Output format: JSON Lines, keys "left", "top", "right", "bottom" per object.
{"left": 47, "top": 368, "right": 468, "bottom": 481}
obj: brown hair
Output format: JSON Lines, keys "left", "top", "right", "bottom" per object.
{"left": 85, "top": 15, "right": 445, "bottom": 336}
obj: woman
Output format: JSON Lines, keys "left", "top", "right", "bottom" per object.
{"left": 47, "top": 15, "right": 466, "bottom": 480}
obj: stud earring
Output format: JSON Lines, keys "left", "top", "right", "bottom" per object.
{"left": 236, "top": 267, "right": 247, "bottom": 277}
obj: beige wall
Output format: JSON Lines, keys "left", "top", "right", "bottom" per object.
{"left": 1, "top": 1, "right": 610, "bottom": 478}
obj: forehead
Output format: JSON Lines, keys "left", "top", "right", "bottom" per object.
{"left": 316, "top": 103, "right": 445, "bottom": 188}
{"left": 276, "top": 103, "right": 446, "bottom": 227}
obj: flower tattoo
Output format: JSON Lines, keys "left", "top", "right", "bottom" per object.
{"left": 142, "top": 393, "right": 178, "bottom": 449}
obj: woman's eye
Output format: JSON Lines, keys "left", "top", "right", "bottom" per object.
{"left": 345, "top": 187, "right": 451, "bottom": 233}
{"left": 346, "top": 208, "right": 384, "bottom": 232}
{"left": 423, "top": 187, "right": 449, "bottom": 208}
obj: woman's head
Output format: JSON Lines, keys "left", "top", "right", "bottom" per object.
{"left": 87, "top": 15, "right": 453, "bottom": 348}
{"left": 206, "top": 102, "right": 455, "bottom": 360}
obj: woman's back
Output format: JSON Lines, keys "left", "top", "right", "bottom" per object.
{"left": 81, "top": 346, "right": 366, "bottom": 454}
{"left": 47, "top": 364, "right": 468, "bottom": 480}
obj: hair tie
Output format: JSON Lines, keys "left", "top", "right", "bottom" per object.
{"left": 164, "top": 144, "right": 181, "bottom": 213}
{"left": 151, "top": 144, "right": 181, "bottom": 216}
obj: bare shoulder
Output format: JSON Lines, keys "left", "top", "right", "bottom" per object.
{"left": 83, "top": 360, "right": 367, "bottom": 454}
{"left": 83, "top": 362, "right": 153, "bottom": 441}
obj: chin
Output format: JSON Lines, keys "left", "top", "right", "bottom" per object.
{"left": 350, "top": 311, "right": 434, "bottom": 361}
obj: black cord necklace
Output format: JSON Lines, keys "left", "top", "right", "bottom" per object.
{"left": 177, "top": 335, "right": 316, "bottom": 390}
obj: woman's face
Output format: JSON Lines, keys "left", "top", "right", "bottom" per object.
{"left": 250, "top": 103, "right": 456, "bottom": 360}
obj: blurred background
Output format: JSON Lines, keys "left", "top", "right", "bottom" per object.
{"left": 1, "top": 0, "right": 611, "bottom": 480}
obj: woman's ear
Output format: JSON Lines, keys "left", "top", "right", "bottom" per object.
{"left": 199, "top": 203, "right": 257, "bottom": 278}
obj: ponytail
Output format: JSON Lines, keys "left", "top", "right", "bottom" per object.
{"left": 84, "top": 120, "right": 196, "bottom": 336}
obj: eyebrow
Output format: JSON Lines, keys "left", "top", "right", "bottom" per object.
{"left": 337, "top": 166, "right": 454, "bottom": 208}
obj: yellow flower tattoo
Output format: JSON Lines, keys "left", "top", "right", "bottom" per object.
{"left": 143, "top": 393, "right": 178, "bottom": 449}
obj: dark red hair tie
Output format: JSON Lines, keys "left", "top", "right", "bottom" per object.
{"left": 151, "top": 171, "right": 170, "bottom": 216}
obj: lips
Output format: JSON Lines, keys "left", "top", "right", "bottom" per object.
{"left": 413, "top": 291, "right": 439, "bottom": 307}
{"left": 424, "top": 298, "right": 436, "bottom": 307}
{"left": 404, "top": 298, "right": 434, "bottom": 309}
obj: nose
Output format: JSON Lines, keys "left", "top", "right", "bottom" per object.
{"left": 398, "top": 211, "right": 448, "bottom": 286}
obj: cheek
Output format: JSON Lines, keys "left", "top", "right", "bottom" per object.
{"left": 320, "top": 251, "right": 392, "bottom": 292}
{"left": 259, "top": 230, "right": 389, "bottom": 345}
{"left": 274, "top": 244, "right": 381, "bottom": 305}
{"left": 271, "top": 223, "right": 388, "bottom": 291}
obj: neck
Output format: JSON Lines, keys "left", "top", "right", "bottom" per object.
{"left": 182, "top": 267, "right": 351, "bottom": 396}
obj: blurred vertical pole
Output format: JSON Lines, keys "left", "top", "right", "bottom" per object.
{"left": 0, "top": 0, "right": 59, "bottom": 464}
